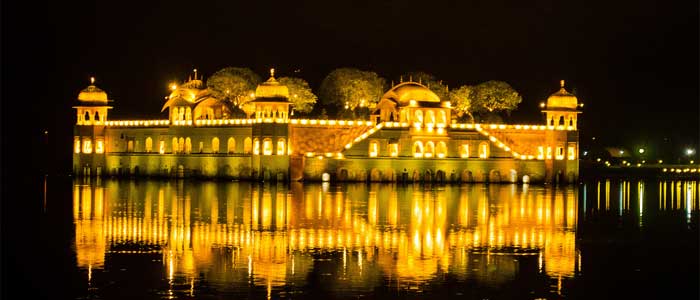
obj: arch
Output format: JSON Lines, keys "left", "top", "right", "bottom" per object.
{"left": 179, "top": 107, "right": 185, "bottom": 121}
{"left": 424, "top": 141, "right": 435, "bottom": 158}
{"left": 522, "top": 175, "right": 530, "bottom": 184}
{"left": 412, "top": 170, "right": 420, "bottom": 182}
{"left": 84, "top": 111, "right": 91, "bottom": 121}
{"left": 549, "top": 117, "right": 554, "bottom": 126}
{"left": 212, "top": 137, "right": 220, "bottom": 153}
{"left": 277, "top": 138, "right": 286, "bottom": 155}
{"left": 424, "top": 170, "right": 433, "bottom": 183}
{"left": 509, "top": 169, "right": 518, "bottom": 183}
{"left": 159, "top": 140, "right": 165, "bottom": 154}
{"left": 227, "top": 137, "right": 236, "bottom": 154}
{"left": 338, "top": 169, "right": 349, "bottom": 181}
{"left": 172, "top": 137, "right": 179, "bottom": 153}
{"left": 413, "top": 141, "right": 424, "bottom": 158}
{"left": 569, "top": 116, "right": 574, "bottom": 127}
{"left": 489, "top": 170, "right": 501, "bottom": 183}
{"left": 478, "top": 142, "right": 490, "bottom": 158}
{"left": 185, "top": 138, "right": 192, "bottom": 153}
{"left": 460, "top": 144, "right": 469, "bottom": 158}
{"left": 436, "top": 170, "right": 446, "bottom": 183}
{"left": 369, "top": 140, "right": 379, "bottom": 157}
{"left": 370, "top": 168, "right": 382, "bottom": 182}
{"left": 94, "top": 111, "right": 100, "bottom": 122}
{"left": 185, "top": 107, "right": 192, "bottom": 121}
{"left": 253, "top": 138, "right": 260, "bottom": 155}
{"left": 145, "top": 137, "right": 153, "bottom": 153}
{"left": 244, "top": 137, "right": 252, "bottom": 154}
{"left": 74, "top": 137, "right": 81, "bottom": 153}
{"left": 436, "top": 141, "right": 447, "bottom": 158}
{"left": 389, "top": 143, "right": 399, "bottom": 157}
{"left": 558, "top": 115, "right": 565, "bottom": 126}
{"left": 414, "top": 110, "right": 423, "bottom": 123}
{"left": 461, "top": 170, "right": 473, "bottom": 183}
{"left": 127, "top": 140, "right": 134, "bottom": 152}
{"left": 177, "top": 165, "right": 185, "bottom": 178}
{"left": 262, "top": 138, "right": 272, "bottom": 155}
{"left": 178, "top": 137, "right": 184, "bottom": 153}
{"left": 426, "top": 110, "right": 435, "bottom": 126}
{"left": 438, "top": 110, "right": 447, "bottom": 126}
{"left": 82, "top": 138, "right": 92, "bottom": 154}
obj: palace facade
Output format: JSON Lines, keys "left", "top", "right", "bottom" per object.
{"left": 73, "top": 70, "right": 582, "bottom": 183}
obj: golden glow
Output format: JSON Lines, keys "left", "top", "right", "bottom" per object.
{"left": 368, "top": 140, "right": 379, "bottom": 157}
{"left": 277, "top": 138, "right": 286, "bottom": 155}
{"left": 159, "top": 140, "right": 165, "bottom": 154}
{"left": 211, "top": 137, "right": 220, "bottom": 153}
{"left": 436, "top": 141, "right": 447, "bottom": 158}
{"left": 424, "top": 141, "right": 435, "bottom": 158}
{"left": 546, "top": 147, "right": 552, "bottom": 160}
{"left": 262, "top": 138, "right": 272, "bottom": 156}
{"left": 537, "top": 146, "right": 544, "bottom": 160}
{"left": 460, "top": 144, "right": 469, "bottom": 158}
{"left": 253, "top": 138, "right": 260, "bottom": 155}
{"left": 95, "top": 140, "right": 104, "bottom": 154}
{"left": 145, "top": 137, "right": 153, "bottom": 153}
{"left": 413, "top": 141, "right": 424, "bottom": 158}
{"left": 478, "top": 142, "right": 489, "bottom": 158}
{"left": 83, "top": 139, "right": 92, "bottom": 154}
{"left": 74, "top": 137, "right": 81, "bottom": 153}
{"left": 555, "top": 147, "right": 565, "bottom": 160}
{"left": 567, "top": 146, "right": 575, "bottom": 160}
{"left": 389, "top": 143, "right": 398, "bottom": 157}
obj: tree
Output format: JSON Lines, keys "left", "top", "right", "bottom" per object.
{"left": 318, "top": 68, "right": 386, "bottom": 116}
{"left": 206, "top": 67, "right": 261, "bottom": 106}
{"left": 401, "top": 71, "right": 449, "bottom": 101}
{"left": 278, "top": 77, "right": 317, "bottom": 114}
{"left": 449, "top": 85, "right": 476, "bottom": 122}
{"left": 471, "top": 81, "right": 522, "bottom": 114}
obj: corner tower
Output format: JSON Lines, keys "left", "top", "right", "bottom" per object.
{"left": 250, "top": 68, "right": 291, "bottom": 181}
{"left": 541, "top": 80, "right": 582, "bottom": 183}
{"left": 73, "top": 77, "right": 113, "bottom": 176}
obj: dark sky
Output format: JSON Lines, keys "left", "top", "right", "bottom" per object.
{"left": 3, "top": 0, "right": 699, "bottom": 174}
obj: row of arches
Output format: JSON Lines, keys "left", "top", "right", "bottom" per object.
{"left": 136, "top": 136, "right": 289, "bottom": 155}
{"left": 76, "top": 109, "right": 107, "bottom": 125}
{"left": 172, "top": 107, "right": 193, "bottom": 121}
{"left": 336, "top": 168, "right": 531, "bottom": 183}
{"left": 548, "top": 114, "right": 576, "bottom": 127}
{"left": 74, "top": 137, "right": 104, "bottom": 154}
{"left": 412, "top": 109, "right": 448, "bottom": 127}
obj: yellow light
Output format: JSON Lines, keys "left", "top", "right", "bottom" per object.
{"left": 170, "top": 84, "right": 177, "bottom": 91}
{"left": 306, "top": 152, "right": 314, "bottom": 157}
{"left": 95, "top": 140, "right": 104, "bottom": 154}
{"left": 539, "top": 102, "right": 545, "bottom": 108}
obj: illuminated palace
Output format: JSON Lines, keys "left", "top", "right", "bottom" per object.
{"left": 73, "top": 70, "right": 582, "bottom": 183}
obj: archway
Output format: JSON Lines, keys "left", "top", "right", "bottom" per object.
{"left": 412, "top": 170, "right": 420, "bottom": 182}
{"left": 370, "top": 168, "right": 382, "bottom": 182}
{"left": 424, "top": 170, "right": 433, "bottom": 183}
{"left": 509, "top": 169, "right": 518, "bottom": 183}
{"left": 489, "top": 170, "right": 501, "bottom": 183}
{"left": 461, "top": 170, "right": 473, "bottom": 183}
{"left": 338, "top": 169, "right": 349, "bottom": 181}
{"left": 436, "top": 170, "right": 446, "bottom": 183}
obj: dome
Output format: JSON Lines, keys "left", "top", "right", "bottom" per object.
{"left": 381, "top": 82, "right": 441, "bottom": 106}
{"left": 78, "top": 78, "right": 109, "bottom": 103}
{"left": 546, "top": 80, "right": 578, "bottom": 109}
{"left": 254, "top": 69, "right": 289, "bottom": 100}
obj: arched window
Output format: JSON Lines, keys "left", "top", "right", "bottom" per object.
{"left": 262, "top": 138, "right": 272, "bottom": 155}
{"left": 185, "top": 138, "right": 192, "bottom": 153}
{"left": 178, "top": 137, "right": 185, "bottom": 153}
{"left": 569, "top": 116, "right": 574, "bottom": 127}
{"left": 426, "top": 110, "right": 435, "bottom": 126}
{"left": 95, "top": 139, "right": 104, "bottom": 154}
{"left": 83, "top": 138, "right": 92, "bottom": 154}
{"left": 198, "top": 141, "right": 203, "bottom": 153}
{"left": 244, "top": 137, "right": 252, "bottom": 154}
{"left": 438, "top": 110, "right": 447, "bottom": 126}
{"left": 368, "top": 140, "right": 379, "bottom": 157}
{"left": 74, "top": 137, "right": 81, "bottom": 153}
{"left": 172, "top": 138, "right": 179, "bottom": 153}
{"left": 558, "top": 116, "right": 565, "bottom": 126}
{"left": 127, "top": 140, "right": 134, "bottom": 152}
{"left": 145, "top": 137, "right": 153, "bottom": 152}
{"left": 555, "top": 146, "right": 564, "bottom": 160}
{"left": 546, "top": 146, "right": 552, "bottom": 160}
{"left": 185, "top": 107, "right": 192, "bottom": 121}
{"left": 537, "top": 146, "right": 544, "bottom": 160}
{"left": 549, "top": 117, "right": 554, "bottom": 126}
{"left": 568, "top": 145, "right": 576, "bottom": 160}
{"left": 212, "top": 137, "right": 220, "bottom": 153}
{"left": 94, "top": 111, "right": 100, "bottom": 122}
{"left": 277, "top": 138, "right": 286, "bottom": 155}
{"left": 414, "top": 110, "right": 423, "bottom": 123}
{"left": 478, "top": 142, "right": 489, "bottom": 158}
{"left": 413, "top": 141, "right": 424, "bottom": 158}
{"left": 389, "top": 143, "right": 399, "bottom": 157}
{"left": 159, "top": 140, "right": 165, "bottom": 154}
{"left": 84, "top": 111, "right": 91, "bottom": 123}
{"left": 424, "top": 141, "right": 435, "bottom": 158}
{"left": 460, "top": 144, "right": 469, "bottom": 158}
{"left": 227, "top": 137, "right": 236, "bottom": 154}
{"left": 436, "top": 141, "right": 447, "bottom": 158}
{"left": 179, "top": 107, "right": 185, "bottom": 121}
{"left": 253, "top": 138, "right": 260, "bottom": 155}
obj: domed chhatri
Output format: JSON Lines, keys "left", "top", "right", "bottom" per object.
{"left": 546, "top": 80, "right": 578, "bottom": 110}
{"left": 382, "top": 82, "right": 441, "bottom": 106}
{"left": 78, "top": 77, "right": 109, "bottom": 103}
{"left": 254, "top": 68, "right": 290, "bottom": 100}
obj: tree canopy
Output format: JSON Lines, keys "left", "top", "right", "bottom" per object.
{"left": 278, "top": 77, "right": 317, "bottom": 114}
{"left": 471, "top": 81, "right": 522, "bottom": 114}
{"left": 318, "top": 68, "right": 386, "bottom": 116}
{"left": 449, "top": 85, "right": 476, "bottom": 122}
{"left": 206, "top": 67, "right": 261, "bottom": 106}
{"left": 401, "top": 71, "right": 449, "bottom": 101}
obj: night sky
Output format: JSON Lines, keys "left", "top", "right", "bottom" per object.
{"left": 3, "top": 0, "right": 699, "bottom": 175}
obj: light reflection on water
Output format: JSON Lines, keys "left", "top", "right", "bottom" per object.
{"left": 72, "top": 179, "right": 699, "bottom": 299}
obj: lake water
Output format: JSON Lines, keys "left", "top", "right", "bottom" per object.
{"left": 21, "top": 177, "right": 700, "bottom": 299}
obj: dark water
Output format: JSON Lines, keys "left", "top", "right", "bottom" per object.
{"left": 10, "top": 177, "right": 700, "bottom": 299}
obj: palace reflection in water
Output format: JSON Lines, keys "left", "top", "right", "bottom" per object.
{"left": 72, "top": 179, "right": 698, "bottom": 299}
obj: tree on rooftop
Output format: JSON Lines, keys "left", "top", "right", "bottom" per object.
{"left": 206, "top": 67, "right": 261, "bottom": 106}
{"left": 449, "top": 85, "right": 476, "bottom": 122}
{"left": 278, "top": 77, "right": 317, "bottom": 114}
{"left": 318, "top": 68, "right": 386, "bottom": 117}
{"left": 400, "top": 71, "right": 450, "bottom": 101}
{"left": 472, "top": 80, "right": 522, "bottom": 114}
